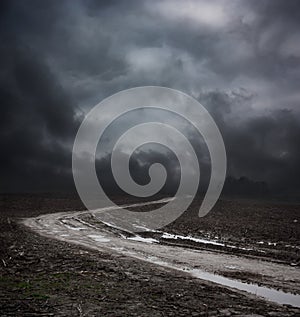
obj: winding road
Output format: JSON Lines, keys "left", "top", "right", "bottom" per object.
{"left": 23, "top": 199, "right": 300, "bottom": 308}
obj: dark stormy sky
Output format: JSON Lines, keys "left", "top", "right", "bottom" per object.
{"left": 1, "top": 0, "right": 300, "bottom": 197}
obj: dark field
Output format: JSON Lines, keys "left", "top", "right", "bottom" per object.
{"left": 166, "top": 198, "right": 300, "bottom": 264}
{"left": 0, "top": 194, "right": 299, "bottom": 316}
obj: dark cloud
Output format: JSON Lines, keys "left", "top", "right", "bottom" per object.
{"left": 199, "top": 91, "right": 300, "bottom": 195}
{"left": 0, "top": 0, "right": 299, "bottom": 199}
{"left": 96, "top": 146, "right": 181, "bottom": 196}
{"left": 0, "top": 4, "right": 81, "bottom": 191}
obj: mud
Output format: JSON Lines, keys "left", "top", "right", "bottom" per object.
{"left": 1, "top": 194, "right": 299, "bottom": 316}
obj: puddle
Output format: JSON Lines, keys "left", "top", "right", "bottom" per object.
{"left": 161, "top": 232, "right": 225, "bottom": 246}
{"left": 88, "top": 234, "right": 110, "bottom": 243}
{"left": 127, "top": 236, "right": 159, "bottom": 244}
{"left": 160, "top": 232, "right": 264, "bottom": 252}
{"left": 144, "top": 257, "right": 300, "bottom": 308}
{"left": 60, "top": 219, "right": 85, "bottom": 231}
{"left": 191, "top": 270, "right": 300, "bottom": 308}
{"left": 224, "top": 265, "right": 239, "bottom": 270}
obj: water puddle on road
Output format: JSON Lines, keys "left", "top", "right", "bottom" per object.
{"left": 190, "top": 269, "right": 300, "bottom": 308}
{"left": 146, "top": 256, "right": 300, "bottom": 308}
{"left": 88, "top": 234, "right": 110, "bottom": 243}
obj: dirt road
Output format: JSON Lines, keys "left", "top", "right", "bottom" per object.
{"left": 23, "top": 199, "right": 300, "bottom": 308}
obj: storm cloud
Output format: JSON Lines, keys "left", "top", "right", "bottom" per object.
{"left": 1, "top": 0, "right": 300, "bottom": 198}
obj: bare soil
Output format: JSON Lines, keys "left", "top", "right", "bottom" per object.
{"left": 0, "top": 194, "right": 299, "bottom": 316}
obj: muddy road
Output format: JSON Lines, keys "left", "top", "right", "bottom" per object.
{"left": 22, "top": 198, "right": 300, "bottom": 309}
{"left": 1, "top": 194, "right": 300, "bottom": 316}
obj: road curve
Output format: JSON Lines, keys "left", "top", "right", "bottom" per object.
{"left": 22, "top": 199, "right": 300, "bottom": 308}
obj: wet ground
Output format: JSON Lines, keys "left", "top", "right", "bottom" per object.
{"left": 0, "top": 194, "right": 299, "bottom": 316}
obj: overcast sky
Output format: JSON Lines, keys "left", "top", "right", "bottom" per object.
{"left": 1, "top": 0, "right": 300, "bottom": 197}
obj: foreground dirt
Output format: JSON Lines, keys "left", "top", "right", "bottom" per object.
{"left": 23, "top": 208, "right": 300, "bottom": 296}
{"left": 0, "top": 194, "right": 299, "bottom": 316}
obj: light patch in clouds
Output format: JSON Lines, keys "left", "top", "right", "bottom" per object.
{"left": 126, "top": 46, "right": 174, "bottom": 73}
{"left": 149, "top": 0, "right": 229, "bottom": 29}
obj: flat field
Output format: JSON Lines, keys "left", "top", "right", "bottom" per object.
{"left": 0, "top": 194, "right": 299, "bottom": 316}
